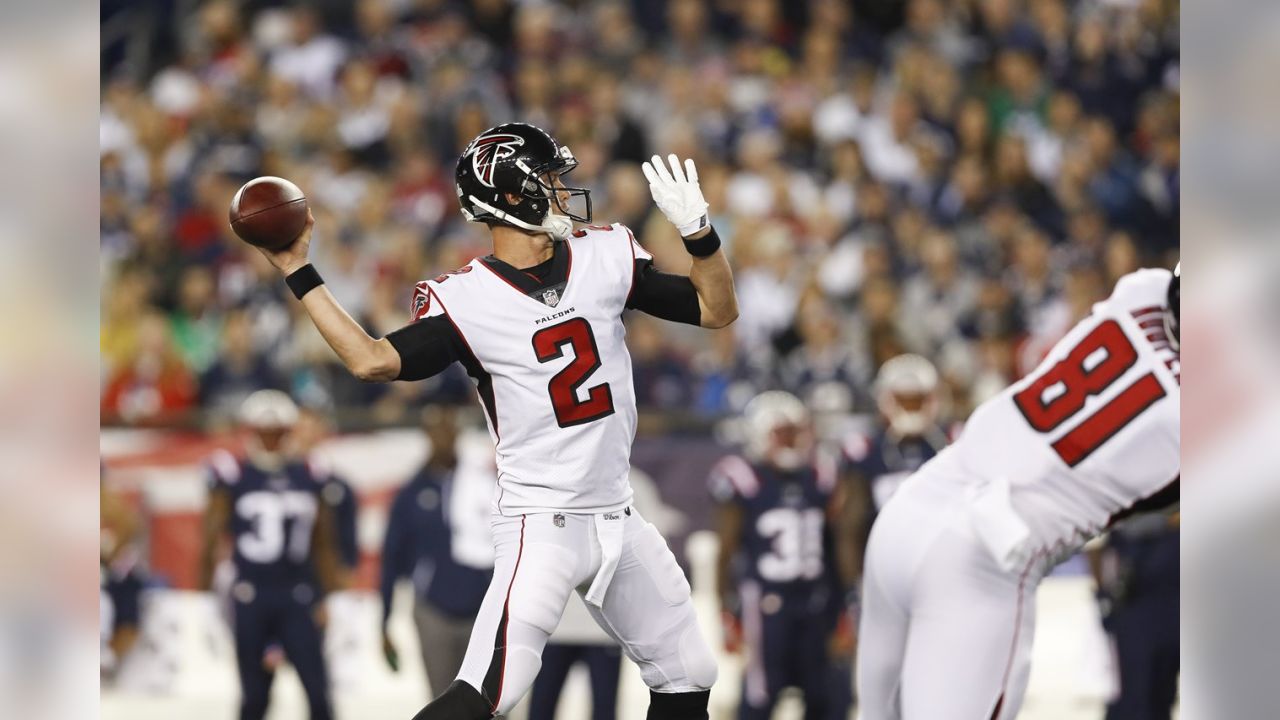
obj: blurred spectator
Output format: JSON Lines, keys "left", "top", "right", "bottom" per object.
{"left": 899, "top": 230, "right": 979, "bottom": 355}
{"left": 629, "top": 315, "right": 695, "bottom": 411}
{"left": 198, "top": 308, "right": 285, "bottom": 421}
{"left": 1006, "top": 224, "right": 1062, "bottom": 330}
{"left": 102, "top": 311, "right": 197, "bottom": 425}
{"left": 860, "top": 92, "right": 924, "bottom": 186}
{"left": 691, "top": 326, "right": 765, "bottom": 416}
{"left": 1104, "top": 231, "right": 1143, "bottom": 287}
{"left": 588, "top": 74, "right": 648, "bottom": 164}
{"left": 269, "top": 6, "right": 347, "bottom": 102}
{"left": 334, "top": 59, "right": 397, "bottom": 170}
{"left": 854, "top": 276, "right": 911, "bottom": 375}
{"left": 958, "top": 273, "right": 1025, "bottom": 345}
{"left": 169, "top": 266, "right": 223, "bottom": 374}
{"left": 380, "top": 408, "right": 492, "bottom": 697}
{"left": 1066, "top": 13, "right": 1132, "bottom": 135}
{"left": 733, "top": 223, "right": 801, "bottom": 353}
{"left": 988, "top": 46, "right": 1050, "bottom": 136}
{"left": 1026, "top": 90, "right": 1083, "bottom": 184}
{"left": 119, "top": 204, "right": 186, "bottom": 308}
{"left": 993, "top": 132, "right": 1062, "bottom": 235}
{"left": 101, "top": 266, "right": 154, "bottom": 376}
{"left": 600, "top": 164, "right": 654, "bottom": 231}
{"left": 776, "top": 294, "right": 860, "bottom": 412}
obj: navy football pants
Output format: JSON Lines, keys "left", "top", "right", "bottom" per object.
{"left": 738, "top": 582, "right": 851, "bottom": 720}
{"left": 528, "top": 643, "right": 622, "bottom": 720}
{"left": 232, "top": 584, "right": 332, "bottom": 720}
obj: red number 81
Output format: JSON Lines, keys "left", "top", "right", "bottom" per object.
{"left": 1014, "top": 320, "right": 1166, "bottom": 466}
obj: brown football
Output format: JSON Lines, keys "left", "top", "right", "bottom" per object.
{"left": 229, "top": 176, "right": 309, "bottom": 251}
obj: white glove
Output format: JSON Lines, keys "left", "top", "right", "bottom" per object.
{"left": 642, "top": 153, "right": 709, "bottom": 237}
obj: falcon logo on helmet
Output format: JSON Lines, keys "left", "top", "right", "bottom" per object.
{"left": 466, "top": 133, "right": 526, "bottom": 189}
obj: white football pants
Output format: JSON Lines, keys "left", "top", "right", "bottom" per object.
{"left": 856, "top": 474, "right": 1047, "bottom": 720}
{"left": 455, "top": 507, "right": 717, "bottom": 716}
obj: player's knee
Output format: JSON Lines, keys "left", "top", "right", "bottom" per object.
{"left": 679, "top": 625, "right": 719, "bottom": 690}
{"left": 646, "top": 623, "right": 717, "bottom": 692}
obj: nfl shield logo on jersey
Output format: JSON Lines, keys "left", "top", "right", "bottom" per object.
{"left": 542, "top": 288, "right": 560, "bottom": 307}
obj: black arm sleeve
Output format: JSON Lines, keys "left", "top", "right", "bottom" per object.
{"left": 626, "top": 259, "right": 702, "bottom": 326}
{"left": 385, "top": 315, "right": 463, "bottom": 380}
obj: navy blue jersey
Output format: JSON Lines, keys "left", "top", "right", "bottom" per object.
{"left": 709, "top": 453, "right": 839, "bottom": 596}
{"left": 380, "top": 467, "right": 492, "bottom": 621}
{"left": 841, "top": 427, "right": 948, "bottom": 513}
{"left": 207, "top": 450, "right": 324, "bottom": 587}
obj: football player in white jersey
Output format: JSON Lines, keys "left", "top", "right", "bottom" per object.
{"left": 856, "top": 265, "right": 1180, "bottom": 720}
{"left": 252, "top": 122, "right": 737, "bottom": 719}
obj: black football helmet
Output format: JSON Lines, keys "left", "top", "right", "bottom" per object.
{"left": 455, "top": 123, "right": 591, "bottom": 238}
{"left": 1166, "top": 262, "right": 1179, "bottom": 350}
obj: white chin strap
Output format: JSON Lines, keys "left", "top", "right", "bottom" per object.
{"left": 469, "top": 196, "right": 573, "bottom": 240}
{"left": 889, "top": 412, "right": 930, "bottom": 437}
{"left": 771, "top": 448, "right": 807, "bottom": 471}
{"left": 245, "top": 436, "right": 286, "bottom": 471}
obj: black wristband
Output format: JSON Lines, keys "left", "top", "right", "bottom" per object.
{"left": 285, "top": 264, "right": 324, "bottom": 300}
{"left": 682, "top": 225, "right": 722, "bottom": 258}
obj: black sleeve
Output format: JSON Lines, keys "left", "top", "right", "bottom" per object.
{"left": 385, "top": 315, "right": 463, "bottom": 381}
{"left": 626, "top": 259, "right": 702, "bottom": 326}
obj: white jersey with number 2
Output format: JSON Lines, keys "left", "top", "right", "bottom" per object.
{"left": 412, "top": 224, "right": 651, "bottom": 516}
{"left": 935, "top": 268, "right": 1180, "bottom": 553}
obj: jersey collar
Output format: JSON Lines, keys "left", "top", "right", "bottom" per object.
{"left": 479, "top": 240, "right": 571, "bottom": 303}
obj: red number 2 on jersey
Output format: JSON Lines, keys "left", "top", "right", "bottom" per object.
{"left": 532, "top": 318, "right": 616, "bottom": 428}
{"left": 1013, "top": 319, "right": 1166, "bottom": 467}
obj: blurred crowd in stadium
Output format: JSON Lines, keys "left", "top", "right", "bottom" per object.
{"left": 99, "top": 0, "right": 1179, "bottom": 429}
